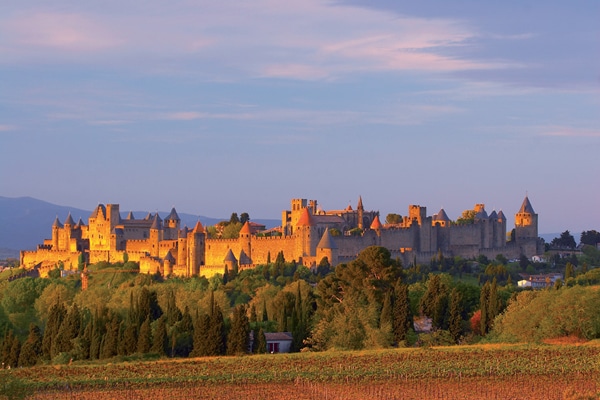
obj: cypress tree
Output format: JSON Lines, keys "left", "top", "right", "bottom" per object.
{"left": 80, "top": 319, "right": 92, "bottom": 360}
{"left": 100, "top": 313, "right": 120, "bottom": 359}
{"left": 174, "top": 306, "right": 194, "bottom": 357}
{"left": 207, "top": 305, "right": 225, "bottom": 356}
{"left": 487, "top": 278, "right": 498, "bottom": 333}
{"left": 166, "top": 289, "right": 182, "bottom": 326}
{"left": 255, "top": 327, "right": 267, "bottom": 354}
{"left": 121, "top": 323, "right": 137, "bottom": 356}
{"left": 2, "top": 330, "right": 15, "bottom": 366}
{"left": 479, "top": 281, "right": 490, "bottom": 335}
{"left": 380, "top": 290, "right": 393, "bottom": 328}
{"left": 151, "top": 316, "right": 168, "bottom": 356}
{"left": 262, "top": 300, "right": 269, "bottom": 322}
{"left": 448, "top": 288, "right": 463, "bottom": 343}
{"left": 18, "top": 324, "right": 43, "bottom": 367}
{"left": 7, "top": 335, "right": 20, "bottom": 368}
{"left": 56, "top": 303, "right": 81, "bottom": 354}
{"left": 392, "top": 282, "right": 412, "bottom": 343}
{"left": 137, "top": 316, "right": 152, "bottom": 354}
{"left": 227, "top": 305, "right": 249, "bottom": 355}
{"left": 250, "top": 304, "right": 257, "bottom": 323}
{"left": 138, "top": 287, "right": 150, "bottom": 326}
{"left": 43, "top": 303, "right": 66, "bottom": 359}
{"left": 190, "top": 313, "right": 210, "bottom": 357}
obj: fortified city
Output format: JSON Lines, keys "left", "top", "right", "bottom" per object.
{"left": 20, "top": 196, "right": 543, "bottom": 278}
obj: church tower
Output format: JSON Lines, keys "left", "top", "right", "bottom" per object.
{"left": 357, "top": 196, "right": 364, "bottom": 229}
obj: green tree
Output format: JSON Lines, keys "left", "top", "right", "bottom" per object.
{"left": 229, "top": 213, "right": 240, "bottom": 225}
{"left": 207, "top": 304, "right": 225, "bottom": 356}
{"left": 551, "top": 230, "right": 577, "bottom": 249}
{"left": 255, "top": 328, "right": 267, "bottom": 354}
{"left": 455, "top": 209, "right": 476, "bottom": 225}
{"left": 55, "top": 303, "right": 81, "bottom": 354}
{"left": 565, "top": 262, "right": 575, "bottom": 280}
{"left": 448, "top": 288, "right": 463, "bottom": 343}
{"left": 190, "top": 313, "right": 210, "bottom": 357}
{"left": 100, "top": 313, "right": 120, "bottom": 359}
{"left": 240, "top": 212, "right": 250, "bottom": 224}
{"left": 479, "top": 281, "right": 490, "bottom": 335}
{"left": 385, "top": 213, "right": 402, "bottom": 225}
{"left": 121, "top": 323, "right": 137, "bottom": 356}
{"left": 581, "top": 230, "right": 600, "bottom": 246}
{"left": 18, "top": 324, "right": 43, "bottom": 367}
{"left": 392, "top": 282, "right": 412, "bottom": 343}
{"left": 165, "top": 289, "right": 182, "bottom": 326}
{"left": 42, "top": 303, "right": 66, "bottom": 359}
{"left": 227, "top": 305, "right": 250, "bottom": 355}
{"left": 151, "top": 316, "right": 168, "bottom": 356}
{"left": 137, "top": 316, "right": 152, "bottom": 353}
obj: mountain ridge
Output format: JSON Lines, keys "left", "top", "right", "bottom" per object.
{"left": 0, "top": 196, "right": 280, "bottom": 257}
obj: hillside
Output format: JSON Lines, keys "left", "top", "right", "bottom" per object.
{"left": 0, "top": 196, "right": 279, "bottom": 257}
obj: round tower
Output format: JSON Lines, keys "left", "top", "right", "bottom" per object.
{"left": 52, "top": 216, "right": 62, "bottom": 250}
{"left": 239, "top": 221, "right": 252, "bottom": 264}
{"left": 149, "top": 214, "right": 162, "bottom": 258}
{"left": 188, "top": 221, "right": 205, "bottom": 276}
{"left": 295, "top": 207, "right": 318, "bottom": 260}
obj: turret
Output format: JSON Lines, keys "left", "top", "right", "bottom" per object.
{"left": 164, "top": 207, "right": 181, "bottom": 240}
{"left": 149, "top": 214, "right": 162, "bottom": 257}
{"left": 515, "top": 196, "right": 538, "bottom": 242}
{"left": 239, "top": 221, "right": 252, "bottom": 265}
{"left": 370, "top": 214, "right": 383, "bottom": 236}
{"left": 52, "top": 216, "right": 62, "bottom": 250}
{"left": 188, "top": 221, "right": 205, "bottom": 276}
{"left": 316, "top": 228, "right": 338, "bottom": 267}
{"left": 177, "top": 226, "right": 189, "bottom": 273}
{"left": 224, "top": 249, "right": 238, "bottom": 276}
{"left": 295, "top": 207, "right": 318, "bottom": 259}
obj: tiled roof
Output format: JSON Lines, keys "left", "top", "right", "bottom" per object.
{"left": 370, "top": 215, "right": 383, "bottom": 230}
{"left": 296, "top": 207, "right": 314, "bottom": 226}
{"left": 264, "top": 332, "right": 293, "bottom": 341}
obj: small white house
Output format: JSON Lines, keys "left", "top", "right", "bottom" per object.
{"left": 264, "top": 332, "right": 293, "bottom": 353}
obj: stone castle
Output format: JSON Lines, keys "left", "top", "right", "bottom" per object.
{"left": 20, "top": 196, "right": 543, "bottom": 277}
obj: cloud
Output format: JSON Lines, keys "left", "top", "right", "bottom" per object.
{"left": 0, "top": 125, "right": 17, "bottom": 132}
{"left": 539, "top": 126, "right": 600, "bottom": 138}
{"left": 0, "top": 0, "right": 503, "bottom": 80}
{"left": 4, "top": 12, "right": 120, "bottom": 52}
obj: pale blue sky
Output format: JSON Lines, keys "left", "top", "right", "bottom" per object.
{"left": 1, "top": 1, "right": 598, "bottom": 233}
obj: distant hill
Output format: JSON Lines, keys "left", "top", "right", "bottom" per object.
{"left": 0, "top": 196, "right": 279, "bottom": 258}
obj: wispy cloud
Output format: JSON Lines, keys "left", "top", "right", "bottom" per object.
{"left": 539, "top": 126, "right": 600, "bottom": 138}
{"left": 0, "top": 125, "right": 17, "bottom": 132}
{"left": 0, "top": 0, "right": 504, "bottom": 80}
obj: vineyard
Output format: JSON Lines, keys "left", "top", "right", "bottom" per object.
{"left": 2, "top": 342, "right": 599, "bottom": 399}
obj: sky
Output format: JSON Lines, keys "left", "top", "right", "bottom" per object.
{"left": 1, "top": 0, "right": 598, "bottom": 234}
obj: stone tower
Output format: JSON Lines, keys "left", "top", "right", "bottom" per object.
{"left": 164, "top": 208, "right": 181, "bottom": 240}
{"left": 239, "top": 221, "right": 253, "bottom": 266}
{"left": 149, "top": 214, "right": 162, "bottom": 258}
{"left": 316, "top": 228, "right": 338, "bottom": 267}
{"left": 295, "top": 207, "right": 318, "bottom": 261}
{"left": 188, "top": 221, "right": 205, "bottom": 276}
{"left": 515, "top": 196, "right": 538, "bottom": 242}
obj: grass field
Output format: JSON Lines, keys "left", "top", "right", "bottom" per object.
{"left": 2, "top": 342, "right": 599, "bottom": 399}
